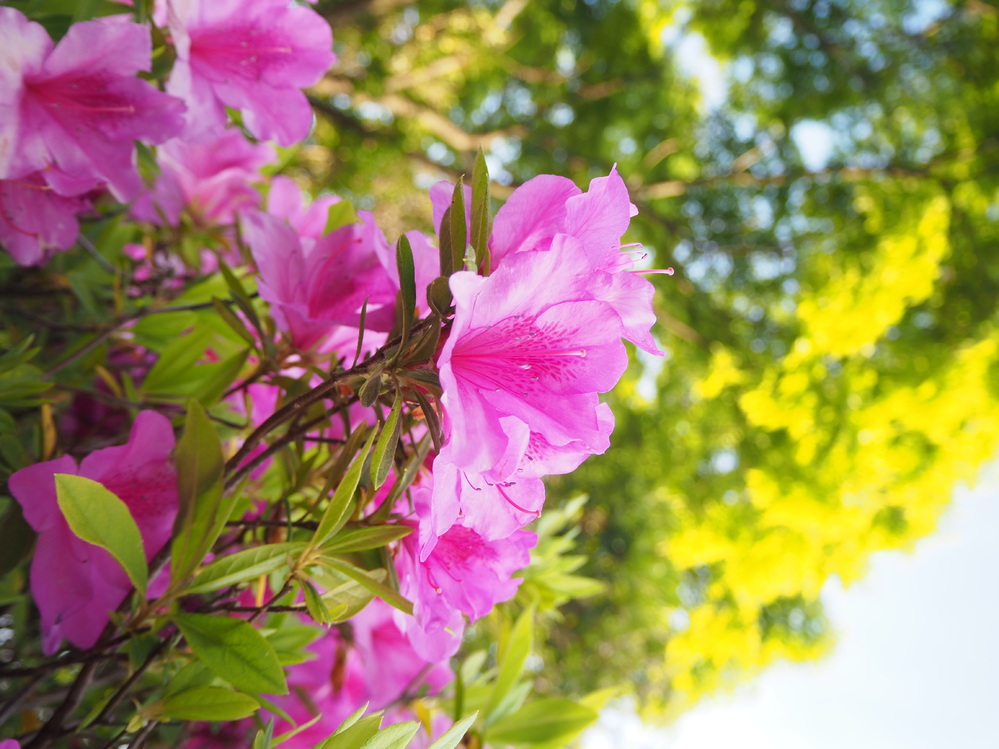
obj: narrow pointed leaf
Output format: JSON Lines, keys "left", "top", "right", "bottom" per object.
{"left": 485, "top": 606, "right": 534, "bottom": 720}
{"left": 449, "top": 176, "right": 467, "bottom": 275}
{"left": 427, "top": 712, "right": 479, "bottom": 749}
{"left": 186, "top": 542, "right": 305, "bottom": 595}
{"left": 427, "top": 277, "right": 452, "bottom": 317}
{"left": 55, "top": 474, "right": 147, "bottom": 595}
{"left": 395, "top": 235, "right": 416, "bottom": 352}
{"left": 321, "top": 526, "right": 412, "bottom": 554}
{"left": 318, "top": 557, "right": 413, "bottom": 616}
{"left": 313, "top": 428, "right": 378, "bottom": 548}
{"left": 371, "top": 390, "right": 403, "bottom": 490}
{"left": 470, "top": 149, "right": 491, "bottom": 273}
{"left": 438, "top": 206, "right": 453, "bottom": 278}
{"left": 171, "top": 400, "right": 230, "bottom": 585}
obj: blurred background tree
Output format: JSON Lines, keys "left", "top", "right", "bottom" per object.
{"left": 300, "top": 0, "right": 999, "bottom": 721}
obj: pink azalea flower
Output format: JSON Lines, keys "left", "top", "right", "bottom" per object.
{"left": 394, "top": 486, "right": 535, "bottom": 660}
{"left": 0, "top": 172, "right": 88, "bottom": 266}
{"left": 246, "top": 602, "right": 451, "bottom": 749}
{"left": 241, "top": 198, "right": 398, "bottom": 354}
{"left": 0, "top": 9, "right": 185, "bottom": 200}
{"left": 132, "top": 129, "right": 274, "bottom": 226}
{"left": 8, "top": 411, "right": 178, "bottom": 654}
{"left": 0, "top": 740, "right": 20, "bottom": 749}
{"left": 165, "top": 0, "right": 335, "bottom": 146}
{"left": 438, "top": 245, "right": 628, "bottom": 477}
{"left": 431, "top": 167, "right": 662, "bottom": 354}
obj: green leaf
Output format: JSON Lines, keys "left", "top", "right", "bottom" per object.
{"left": 301, "top": 579, "right": 341, "bottom": 626}
{"left": 171, "top": 400, "right": 230, "bottom": 586}
{"left": 54, "top": 474, "right": 147, "bottom": 595}
{"left": 273, "top": 712, "right": 324, "bottom": 746}
{"left": 155, "top": 687, "right": 260, "bottom": 722}
{"left": 163, "top": 661, "right": 214, "bottom": 698}
{"left": 0, "top": 502, "right": 34, "bottom": 578}
{"left": 426, "top": 277, "right": 452, "bottom": 318}
{"left": 449, "top": 177, "right": 467, "bottom": 275}
{"left": 379, "top": 433, "right": 432, "bottom": 515}
{"left": 325, "top": 200, "right": 360, "bottom": 235}
{"left": 186, "top": 542, "right": 306, "bottom": 595}
{"left": 316, "top": 557, "right": 413, "bottom": 616}
{"left": 395, "top": 234, "right": 416, "bottom": 350}
{"left": 400, "top": 317, "right": 441, "bottom": 367}
{"left": 359, "top": 721, "right": 420, "bottom": 749}
{"left": 411, "top": 390, "right": 443, "bottom": 454}
{"left": 142, "top": 326, "right": 214, "bottom": 395}
{"left": 370, "top": 390, "right": 403, "bottom": 490}
{"left": 313, "top": 428, "right": 378, "bottom": 548}
{"left": 173, "top": 613, "right": 288, "bottom": 695}
{"left": 358, "top": 364, "right": 384, "bottom": 408}
{"left": 485, "top": 699, "right": 598, "bottom": 746}
{"left": 438, "top": 206, "right": 453, "bottom": 278}
{"left": 212, "top": 297, "right": 258, "bottom": 349}
{"left": 426, "top": 712, "right": 479, "bottom": 749}
{"left": 485, "top": 606, "right": 534, "bottom": 721}
{"left": 470, "top": 148, "right": 491, "bottom": 274}
{"left": 321, "top": 525, "right": 412, "bottom": 554}
{"left": 335, "top": 703, "right": 371, "bottom": 735}
{"left": 253, "top": 719, "right": 275, "bottom": 749}
{"left": 315, "top": 714, "right": 383, "bottom": 748}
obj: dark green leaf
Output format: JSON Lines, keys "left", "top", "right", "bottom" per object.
{"left": 212, "top": 297, "right": 258, "bottom": 349}
{"left": 449, "top": 176, "right": 467, "bottom": 274}
{"left": 438, "top": 206, "right": 453, "bottom": 278}
{"left": 55, "top": 474, "right": 147, "bottom": 595}
{"left": 395, "top": 235, "right": 416, "bottom": 352}
{"left": 470, "top": 149, "right": 491, "bottom": 274}
{"left": 0, "top": 502, "right": 34, "bottom": 578}
{"left": 358, "top": 364, "right": 384, "bottom": 408}
{"left": 427, "top": 277, "right": 452, "bottom": 318}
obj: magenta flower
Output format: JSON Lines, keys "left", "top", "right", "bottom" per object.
{"left": 165, "top": 0, "right": 335, "bottom": 146}
{"left": 241, "top": 198, "right": 398, "bottom": 353}
{"left": 395, "top": 486, "right": 535, "bottom": 660}
{"left": 8, "top": 411, "right": 178, "bottom": 654}
{"left": 0, "top": 9, "right": 185, "bottom": 200}
{"left": 132, "top": 129, "right": 274, "bottom": 226}
{"left": 0, "top": 173, "right": 88, "bottom": 266}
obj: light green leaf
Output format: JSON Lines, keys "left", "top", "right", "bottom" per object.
{"left": 317, "top": 713, "right": 382, "bottom": 748}
{"left": 173, "top": 613, "right": 288, "bottom": 695}
{"left": 186, "top": 542, "right": 306, "bottom": 595}
{"left": 359, "top": 721, "right": 420, "bottom": 749}
{"left": 54, "top": 474, "right": 147, "bottom": 595}
{"left": 313, "top": 429, "right": 378, "bottom": 548}
{"left": 155, "top": 687, "right": 260, "bottom": 722}
{"left": 485, "top": 606, "right": 534, "bottom": 721}
{"left": 426, "top": 712, "right": 478, "bottom": 749}
{"left": 316, "top": 557, "right": 413, "bottom": 616}
{"left": 321, "top": 526, "right": 412, "bottom": 555}
{"left": 325, "top": 201, "right": 360, "bottom": 235}
{"left": 485, "top": 699, "right": 598, "bottom": 746}
{"left": 371, "top": 390, "right": 403, "bottom": 490}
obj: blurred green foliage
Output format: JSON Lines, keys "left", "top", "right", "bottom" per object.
{"left": 304, "top": 0, "right": 999, "bottom": 719}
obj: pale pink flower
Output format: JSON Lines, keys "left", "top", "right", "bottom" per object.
{"left": 0, "top": 173, "right": 88, "bottom": 266}
{"left": 165, "top": 0, "right": 335, "bottom": 146}
{"left": 132, "top": 129, "right": 274, "bottom": 226}
{"left": 0, "top": 9, "right": 185, "bottom": 200}
{"left": 8, "top": 411, "right": 178, "bottom": 654}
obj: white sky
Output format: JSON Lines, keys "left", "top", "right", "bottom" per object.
{"left": 583, "top": 461, "right": 999, "bottom": 749}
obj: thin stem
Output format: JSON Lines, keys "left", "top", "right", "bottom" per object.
{"left": 23, "top": 661, "right": 98, "bottom": 748}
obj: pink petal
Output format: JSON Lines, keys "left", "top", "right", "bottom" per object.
{"left": 488, "top": 174, "right": 580, "bottom": 264}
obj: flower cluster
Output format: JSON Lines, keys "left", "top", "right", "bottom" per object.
{"left": 0, "top": 2, "right": 664, "bottom": 747}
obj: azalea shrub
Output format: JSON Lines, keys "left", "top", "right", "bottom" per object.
{"left": 0, "top": 2, "right": 665, "bottom": 748}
